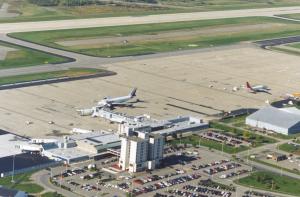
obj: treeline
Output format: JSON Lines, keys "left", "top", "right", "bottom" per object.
{"left": 28, "top": 0, "right": 60, "bottom": 6}
{"left": 28, "top": 0, "right": 158, "bottom": 7}
{"left": 28, "top": 0, "right": 97, "bottom": 6}
{"left": 62, "top": 0, "right": 98, "bottom": 6}
{"left": 125, "top": 0, "right": 158, "bottom": 3}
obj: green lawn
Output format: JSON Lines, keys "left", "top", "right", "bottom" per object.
{"left": 159, "top": 0, "right": 300, "bottom": 10}
{"left": 220, "top": 115, "right": 247, "bottom": 124}
{"left": 280, "top": 13, "right": 300, "bottom": 20}
{"left": 10, "top": 16, "right": 300, "bottom": 57}
{"left": 288, "top": 42, "right": 300, "bottom": 49}
{"left": 169, "top": 134, "right": 249, "bottom": 154}
{"left": 237, "top": 171, "right": 300, "bottom": 196}
{"left": 279, "top": 142, "right": 300, "bottom": 155}
{"left": 0, "top": 171, "right": 44, "bottom": 194}
{"left": 0, "top": 41, "right": 70, "bottom": 69}
{"left": 0, "top": 68, "right": 107, "bottom": 85}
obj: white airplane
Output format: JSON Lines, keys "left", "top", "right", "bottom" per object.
{"left": 246, "top": 82, "right": 271, "bottom": 94}
{"left": 97, "top": 88, "right": 137, "bottom": 108}
{"left": 77, "top": 88, "right": 137, "bottom": 116}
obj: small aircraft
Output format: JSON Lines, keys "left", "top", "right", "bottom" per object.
{"left": 77, "top": 88, "right": 138, "bottom": 116}
{"left": 246, "top": 82, "right": 271, "bottom": 94}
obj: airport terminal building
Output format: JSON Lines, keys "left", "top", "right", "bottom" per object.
{"left": 246, "top": 106, "right": 300, "bottom": 135}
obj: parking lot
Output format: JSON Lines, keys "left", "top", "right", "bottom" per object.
{"left": 48, "top": 146, "right": 252, "bottom": 197}
{"left": 200, "top": 130, "right": 251, "bottom": 148}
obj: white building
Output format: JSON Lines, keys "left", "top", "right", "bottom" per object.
{"left": 118, "top": 116, "right": 208, "bottom": 136}
{"left": 42, "top": 131, "right": 121, "bottom": 163}
{"left": 246, "top": 106, "right": 300, "bottom": 135}
{"left": 119, "top": 132, "right": 164, "bottom": 173}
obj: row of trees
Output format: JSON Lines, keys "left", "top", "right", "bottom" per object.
{"left": 28, "top": 0, "right": 98, "bottom": 6}
{"left": 28, "top": 0, "right": 60, "bottom": 6}
{"left": 28, "top": 0, "right": 158, "bottom": 7}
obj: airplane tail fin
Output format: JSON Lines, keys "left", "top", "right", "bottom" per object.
{"left": 246, "top": 82, "right": 253, "bottom": 90}
{"left": 130, "top": 88, "right": 137, "bottom": 97}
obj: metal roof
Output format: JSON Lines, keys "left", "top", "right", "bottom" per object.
{"left": 247, "top": 106, "right": 300, "bottom": 129}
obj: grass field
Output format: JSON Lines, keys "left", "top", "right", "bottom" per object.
{"left": 280, "top": 13, "right": 300, "bottom": 20}
{"left": 159, "top": 0, "right": 300, "bottom": 10}
{"left": 279, "top": 141, "right": 300, "bottom": 155}
{"left": 2, "top": 0, "right": 177, "bottom": 23}
{"left": 0, "top": 68, "right": 106, "bottom": 85}
{"left": 10, "top": 16, "right": 300, "bottom": 57}
{"left": 0, "top": 41, "right": 70, "bottom": 69}
{"left": 169, "top": 134, "right": 249, "bottom": 154}
{"left": 237, "top": 171, "right": 300, "bottom": 196}
{"left": 0, "top": 171, "right": 44, "bottom": 194}
{"left": 288, "top": 42, "right": 300, "bottom": 49}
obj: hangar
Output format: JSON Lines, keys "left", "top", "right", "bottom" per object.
{"left": 246, "top": 106, "right": 300, "bottom": 135}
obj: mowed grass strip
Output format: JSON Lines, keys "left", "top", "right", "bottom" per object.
{"left": 159, "top": 0, "right": 300, "bottom": 10}
{"left": 237, "top": 171, "right": 300, "bottom": 196}
{"left": 279, "top": 142, "right": 300, "bottom": 155}
{"left": 0, "top": 171, "right": 44, "bottom": 194}
{"left": 10, "top": 16, "right": 300, "bottom": 57}
{"left": 280, "top": 13, "right": 300, "bottom": 20}
{"left": 288, "top": 42, "right": 300, "bottom": 49}
{"left": 0, "top": 41, "right": 70, "bottom": 69}
{"left": 0, "top": 68, "right": 105, "bottom": 85}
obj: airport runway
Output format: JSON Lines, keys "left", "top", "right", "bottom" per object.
{"left": 0, "top": 6, "right": 299, "bottom": 78}
{"left": 1, "top": 6, "right": 300, "bottom": 33}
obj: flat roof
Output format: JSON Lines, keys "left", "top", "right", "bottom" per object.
{"left": 0, "top": 134, "right": 28, "bottom": 158}
{"left": 74, "top": 132, "right": 120, "bottom": 145}
{"left": 44, "top": 147, "right": 90, "bottom": 160}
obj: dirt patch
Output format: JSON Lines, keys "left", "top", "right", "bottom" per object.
{"left": 56, "top": 23, "right": 286, "bottom": 48}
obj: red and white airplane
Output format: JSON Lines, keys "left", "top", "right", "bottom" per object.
{"left": 246, "top": 82, "right": 271, "bottom": 94}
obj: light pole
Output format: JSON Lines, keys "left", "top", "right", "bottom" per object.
{"left": 11, "top": 155, "right": 15, "bottom": 183}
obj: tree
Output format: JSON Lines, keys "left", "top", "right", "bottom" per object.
{"left": 243, "top": 131, "right": 250, "bottom": 139}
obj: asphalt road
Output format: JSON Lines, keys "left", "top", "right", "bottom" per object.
{"left": 32, "top": 170, "right": 80, "bottom": 197}
{"left": 1, "top": 7, "right": 300, "bottom": 33}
